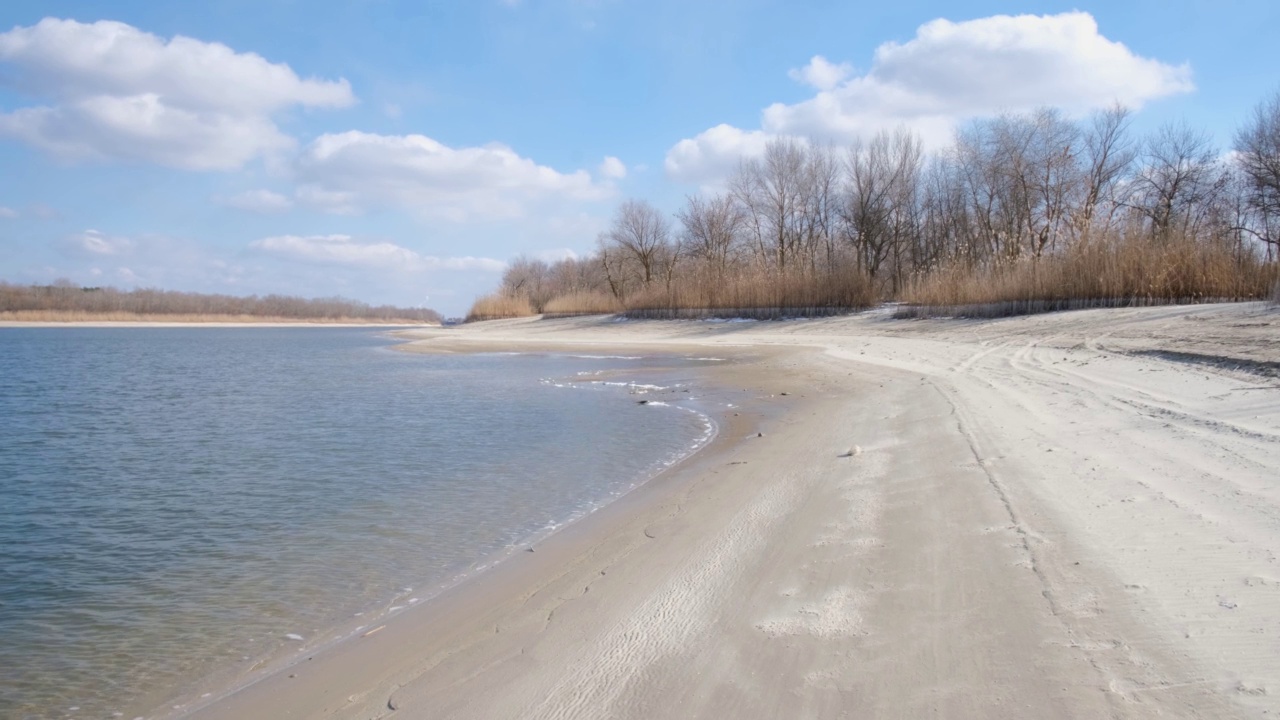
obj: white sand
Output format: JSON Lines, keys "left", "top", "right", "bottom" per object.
{"left": 185, "top": 301, "right": 1280, "bottom": 720}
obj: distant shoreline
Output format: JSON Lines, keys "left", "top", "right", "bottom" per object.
{"left": 0, "top": 314, "right": 435, "bottom": 327}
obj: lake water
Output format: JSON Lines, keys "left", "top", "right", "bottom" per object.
{"left": 0, "top": 328, "right": 717, "bottom": 720}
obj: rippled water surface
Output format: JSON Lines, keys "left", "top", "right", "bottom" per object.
{"left": 0, "top": 328, "right": 713, "bottom": 719}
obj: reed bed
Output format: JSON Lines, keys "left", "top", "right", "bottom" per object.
{"left": 465, "top": 293, "right": 536, "bottom": 322}
{"left": 898, "top": 236, "right": 1278, "bottom": 319}
{"left": 0, "top": 283, "right": 441, "bottom": 323}
{"left": 619, "top": 267, "right": 872, "bottom": 320}
{"left": 541, "top": 291, "right": 623, "bottom": 318}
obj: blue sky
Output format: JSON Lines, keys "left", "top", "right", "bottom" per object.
{"left": 1, "top": 1, "right": 1276, "bottom": 316}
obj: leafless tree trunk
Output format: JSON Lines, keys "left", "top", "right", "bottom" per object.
{"left": 1129, "top": 121, "right": 1219, "bottom": 240}
{"left": 730, "top": 138, "right": 807, "bottom": 272}
{"left": 1234, "top": 90, "right": 1280, "bottom": 258}
{"left": 676, "top": 193, "right": 744, "bottom": 277}
{"left": 1078, "top": 104, "right": 1136, "bottom": 240}
{"left": 602, "top": 199, "right": 672, "bottom": 285}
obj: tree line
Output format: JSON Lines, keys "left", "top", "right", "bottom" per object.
{"left": 1, "top": 281, "right": 442, "bottom": 323}
{"left": 470, "top": 91, "right": 1280, "bottom": 320}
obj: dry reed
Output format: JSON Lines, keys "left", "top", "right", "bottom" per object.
{"left": 465, "top": 293, "right": 536, "bottom": 322}
{"left": 541, "top": 291, "right": 622, "bottom": 318}
{"left": 898, "top": 236, "right": 1278, "bottom": 319}
{"left": 521, "top": 265, "right": 874, "bottom": 320}
{"left": 0, "top": 282, "right": 441, "bottom": 322}
{"left": 622, "top": 266, "right": 874, "bottom": 319}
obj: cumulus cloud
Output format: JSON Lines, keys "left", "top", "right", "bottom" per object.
{"left": 250, "top": 234, "right": 507, "bottom": 272}
{"left": 216, "top": 189, "right": 294, "bottom": 214}
{"left": 598, "top": 156, "right": 627, "bottom": 179}
{"left": 294, "top": 131, "right": 612, "bottom": 220}
{"left": 667, "top": 12, "right": 1193, "bottom": 184}
{"left": 788, "top": 56, "right": 853, "bottom": 91}
{"left": 0, "top": 18, "right": 354, "bottom": 170}
{"left": 664, "top": 124, "right": 773, "bottom": 186}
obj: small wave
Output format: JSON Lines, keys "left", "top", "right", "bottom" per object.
{"left": 592, "top": 380, "right": 669, "bottom": 392}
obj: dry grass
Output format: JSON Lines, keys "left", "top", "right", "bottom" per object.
{"left": 0, "top": 282, "right": 442, "bottom": 322}
{"left": 899, "top": 236, "right": 1279, "bottom": 318}
{"left": 465, "top": 293, "right": 536, "bottom": 322}
{"left": 541, "top": 291, "right": 623, "bottom": 318}
{"left": 528, "top": 265, "right": 875, "bottom": 320}
{"left": 620, "top": 265, "right": 875, "bottom": 319}
{"left": 0, "top": 310, "right": 433, "bottom": 324}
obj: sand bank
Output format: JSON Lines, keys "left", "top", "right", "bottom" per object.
{"left": 187, "top": 302, "right": 1279, "bottom": 719}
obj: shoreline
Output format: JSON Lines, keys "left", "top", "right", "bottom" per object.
{"left": 0, "top": 320, "right": 433, "bottom": 328}
{"left": 157, "top": 344, "right": 767, "bottom": 720}
{"left": 189, "top": 303, "right": 1278, "bottom": 719}
{"left": 184, "top": 348, "right": 807, "bottom": 720}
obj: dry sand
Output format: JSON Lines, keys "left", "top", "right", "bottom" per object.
{"left": 186, "top": 301, "right": 1280, "bottom": 720}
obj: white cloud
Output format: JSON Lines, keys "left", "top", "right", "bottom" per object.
{"left": 0, "top": 206, "right": 17, "bottom": 218}
{"left": 75, "top": 229, "right": 133, "bottom": 255}
{"left": 664, "top": 124, "right": 773, "bottom": 186}
{"left": 216, "top": 189, "right": 294, "bottom": 214}
{"left": 788, "top": 56, "right": 853, "bottom": 91}
{"left": 534, "top": 247, "right": 580, "bottom": 263}
{"left": 598, "top": 156, "right": 627, "bottom": 179}
{"left": 667, "top": 12, "right": 1193, "bottom": 184}
{"left": 0, "top": 18, "right": 354, "bottom": 170}
{"left": 250, "top": 234, "right": 507, "bottom": 272}
{"left": 294, "top": 131, "right": 612, "bottom": 220}
{"left": 294, "top": 186, "right": 362, "bottom": 216}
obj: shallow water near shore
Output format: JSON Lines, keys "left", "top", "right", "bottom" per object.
{"left": 0, "top": 327, "right": 717, "bottom": 720}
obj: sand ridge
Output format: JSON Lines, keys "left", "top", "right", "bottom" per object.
{"left": 186, "top": 301, "right": 1279, "bottom": 719}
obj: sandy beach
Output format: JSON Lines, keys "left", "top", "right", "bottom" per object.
{"left": 185, "top": 301, "right": 1280, "bottom": 720}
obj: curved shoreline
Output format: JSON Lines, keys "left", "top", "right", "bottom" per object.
{"left": 155, "top": 345, "right": 760, "bottom": 720}
{"left": 189, "top": 303, "right": 1280, "bottom": 720}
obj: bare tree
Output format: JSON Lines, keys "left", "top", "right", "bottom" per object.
{"left": 499, "top": 256, "right": 551, "bottom": 310}
{"left": 1077, "top": 104, "right": 1136, "bottom": 238}
{"left": 842, "top": 128, "right": 922, "bottom": 283}
{"left": 800, "top": 143, "right": 843, "bottom": 271}
{"left": 730, "top": 138, "right": 808, "bottom": 271}
{"left": 1021, "top": 108, "right": 1081, "bottom": 257}
{"left": 1234, "top": 89, "right": 1280, "bottom": 257}
{"left": 676, "top": 193, "right": 743, "bottom": 276}
{"left": 1129, "top": 121, "right": 1219, "bottom": 239}
{"left": 602, "top": 199, "right": 672, "bottom": 285}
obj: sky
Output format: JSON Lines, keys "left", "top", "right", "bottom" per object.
{"left": 0, "top": 1, "right": 1276, "bottom": 317}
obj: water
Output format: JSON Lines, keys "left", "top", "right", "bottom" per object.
{"left": 0, "top": 328, "right": 716, "bottom": 719}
